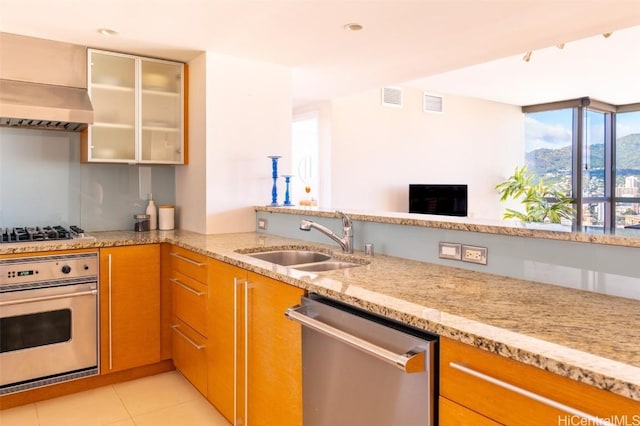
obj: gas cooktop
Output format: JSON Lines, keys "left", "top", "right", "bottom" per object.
{"left": 0, "top": 225, "right": 94, "bottom": 244}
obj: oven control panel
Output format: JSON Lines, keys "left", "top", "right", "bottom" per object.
{"left": 0, "top": 252, "right": 98, "bottom": 287}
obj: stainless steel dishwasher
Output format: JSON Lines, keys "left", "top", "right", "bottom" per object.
{"left": 285, "top": 294, "right": 437, "bottom": 426}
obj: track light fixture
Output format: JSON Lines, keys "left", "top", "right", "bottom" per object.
{"left": 523, "top": 32, "right": 613, "bottom": 62}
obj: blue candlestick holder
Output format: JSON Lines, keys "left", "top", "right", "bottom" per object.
{"left": 268, "top": 156, "right": 282, "bottom": 206}
{"left": 282, "top": 175, "right": 295, "bottom": 206}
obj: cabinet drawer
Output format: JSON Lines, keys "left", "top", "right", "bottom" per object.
{"left": 169, "top": 246, "right": 208, "bottom": 283}
{"left": 171, "top": 271, "right": 207, "bottom": 336}
{"left": 171, "top": 318, "right": 207, "bottom": 397}
{"left": 440, "top": 337, "right": 640, "bottom": 425}
{"left": 439, "top": 396, "right": 502, "bottom": 426}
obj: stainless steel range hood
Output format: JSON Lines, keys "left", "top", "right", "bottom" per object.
{"left": 0, "top": 33, "right": 94, "bottom": 132}
{"left": 0, "top": 79, "right": 94, "bottom": 132}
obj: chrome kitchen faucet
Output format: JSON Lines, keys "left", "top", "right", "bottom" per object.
{"left": 300, "top": 211, "right": 353, "bottom": 253}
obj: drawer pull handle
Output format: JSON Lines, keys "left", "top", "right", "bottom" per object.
{"left": 170, "top": 324, "right": 205, "bottom": 350}
{"left": 170, "top": 252, "right": 206, "bottom": 267}
{"left": 170, "top": 278, "right": 205, "bottom": 296}
{"left": 449, "top": 362, "right": 614, "bottom": 426}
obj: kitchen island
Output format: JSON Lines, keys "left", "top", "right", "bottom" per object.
{"left": 1, "top": 229, "right": 639, "bottom": 404}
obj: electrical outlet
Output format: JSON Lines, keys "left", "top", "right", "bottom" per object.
{"left": 461, "top": 245, "right": 488, "bottom": 265}
{"left": 257, "top": 218, "right": 267, "bottom": 230}
{"left": 439, "top": 242, "right": 462, "bottom": 260}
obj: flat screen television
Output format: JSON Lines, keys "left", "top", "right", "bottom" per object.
{"left": 409, "top": 184, "right": 468, "bottom": 217}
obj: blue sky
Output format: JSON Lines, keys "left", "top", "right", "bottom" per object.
{"left": 525, "top": 109, "right": 640, "bottom": 153}
{"left": 616, "top": 111, "right": 640, "bottom": 138}
{"left": 524, "top": 109, "right": 572, "bottom": 152}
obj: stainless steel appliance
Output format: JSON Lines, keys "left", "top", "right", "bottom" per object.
{"left": 0, "top": 251, "right": 99, "bottom": 395}
{"left": 0, "top": 225, "right": 93, "bottom": 244}
{"left": 286, "top": 294, "right": 438, "bottom": 426}
{"left": 0, "top": 32, "right": 94, "bottom": 132}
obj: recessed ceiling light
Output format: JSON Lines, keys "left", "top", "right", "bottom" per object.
{"left": 344, "top": 23, "right": 363, "bottom": 32}
{"left": 97, "top": 28, "right": 118, "bottom": 36}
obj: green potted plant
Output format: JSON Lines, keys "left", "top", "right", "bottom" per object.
{"left": 495, "top": 165, "right": 575, "bottom": 224}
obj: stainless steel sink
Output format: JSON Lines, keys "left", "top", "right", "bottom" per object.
{"left": 292, "top": 261, "right": 361, "bottom": 272}
{"left": 242, "top": 248, "right": 366, "bottom": 272}
{"left": 247, "top": 250, "right": 331, "bottom": 266}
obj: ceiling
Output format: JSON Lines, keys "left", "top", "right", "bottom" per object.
{"left": 407, "top": 24, "right": 640, "bottom": 106}
{"left": 1, "top": 0, "right": 640, "bottom": 107}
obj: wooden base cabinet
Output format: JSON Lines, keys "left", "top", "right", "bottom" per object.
{"left": 208, "top": 260, "right": 304, "bottom": 426}
{"left": 168, "top": 245, "right": 209, "bottom": 397}
{"left": 171, "top": 317, "right": 207, "bottom": 395}
{"left": 440, "top": 337, "right": 640, "bottom": 425}
{"left": 99, "top": 245, "right": 160, "bottom": 374}
{"left": 208, "top": 260, "right": 245, "bottom": 423}
{"left": 246, "top": 271, "right": 303, "bottom": 426}
{"left": 159, "top": 243, "right": 173, "bottom": 360}
{"left": 439, "top": 396, "right": 502, "bottom": 426}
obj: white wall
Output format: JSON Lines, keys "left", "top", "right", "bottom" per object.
{"left": 176, "top": 53, "right": 207, "bottom": 233}
{"left": 178, "top": 52, "right": 292, "bottom": 234}
{"left": 329, "top": 87, "right": 524, "bottom": 219}
{"left": 204, "top": 53, "right": 292, "bottom": 234}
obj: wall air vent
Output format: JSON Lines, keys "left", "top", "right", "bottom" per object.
{"left": 381, "top": 87, "right": 403, "bottom": 108}
{"left": 423, "top": 93, "right": 444, "bottom": 113}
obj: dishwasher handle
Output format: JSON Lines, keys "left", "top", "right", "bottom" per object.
{"left": 285, "top": 304, "right": 426, "bottom": 373}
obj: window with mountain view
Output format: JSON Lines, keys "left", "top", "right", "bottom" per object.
{"left": 524, "top": 103, "right": 640, "bottom": 234}
{"left": 524, "top": 108, "right": 574, "bottom": 224}
{"left": 582, "top": 108, "right": 608, "bottom": 232}
{"left": 524, "top": 108, "right": 572, "bottom": 186}
{"left": 615, "top": 110, "right": 640, "bottom": 234}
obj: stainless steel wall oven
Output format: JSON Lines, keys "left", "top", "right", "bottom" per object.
{"left": 0, "top": 251, "right": 99, "bottom": 395}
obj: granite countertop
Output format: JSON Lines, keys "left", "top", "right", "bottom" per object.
{"left": 256, "top": 206, "right": 640, "bottom": 248}
{"left": 2, "top": 229, "right": 639, "bottom": 402}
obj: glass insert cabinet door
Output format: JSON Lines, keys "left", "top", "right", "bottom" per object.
{"left": 87, "top": 51, "right": 136, "bottom": 162}
{"left": 140, "top": 60, "right": 184, "bottom": 163}
{"left": 85, "top": 49, "right": 185, "bottom": 164}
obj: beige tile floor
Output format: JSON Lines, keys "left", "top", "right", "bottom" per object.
{"left": 0, "top": 371, "right": 230, "bottom": 426}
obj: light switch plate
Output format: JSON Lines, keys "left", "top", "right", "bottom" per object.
{"left": 257, "top": 218, "right": 267, "bottom": 230}
{"left": 461, "top": 244, "right": 488, "bottom": 265}
{"left": 439, "top": 242, "right": 462, "bottom": 260}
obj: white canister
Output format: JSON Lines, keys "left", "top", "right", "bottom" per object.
{"left": 158, "top": 205, "right": 175, "bottom": 230}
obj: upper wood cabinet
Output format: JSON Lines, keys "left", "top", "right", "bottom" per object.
{"left": 83, "top": 49, "right": 186, "bottom": 164}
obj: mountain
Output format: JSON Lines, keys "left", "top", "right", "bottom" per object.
{"left": 525, "top": 133, "right": 640, "bottom": 176}
{"left": 525, "top": 146, "right": 571, "bottom": 176}
{"left": 615, "top": 133, "right": 640, "bottom": 169}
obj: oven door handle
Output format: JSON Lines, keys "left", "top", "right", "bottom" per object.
{"left": 0, "top": 289, "right": 97, "bottom": 306}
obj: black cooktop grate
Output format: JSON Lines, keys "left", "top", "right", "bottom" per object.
{"left": 0, "top": 226, "right": 84, "bottom": 243}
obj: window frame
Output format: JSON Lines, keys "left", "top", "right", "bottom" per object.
{"left": 523, "top": 98, "right": 640, "bottom": 234}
